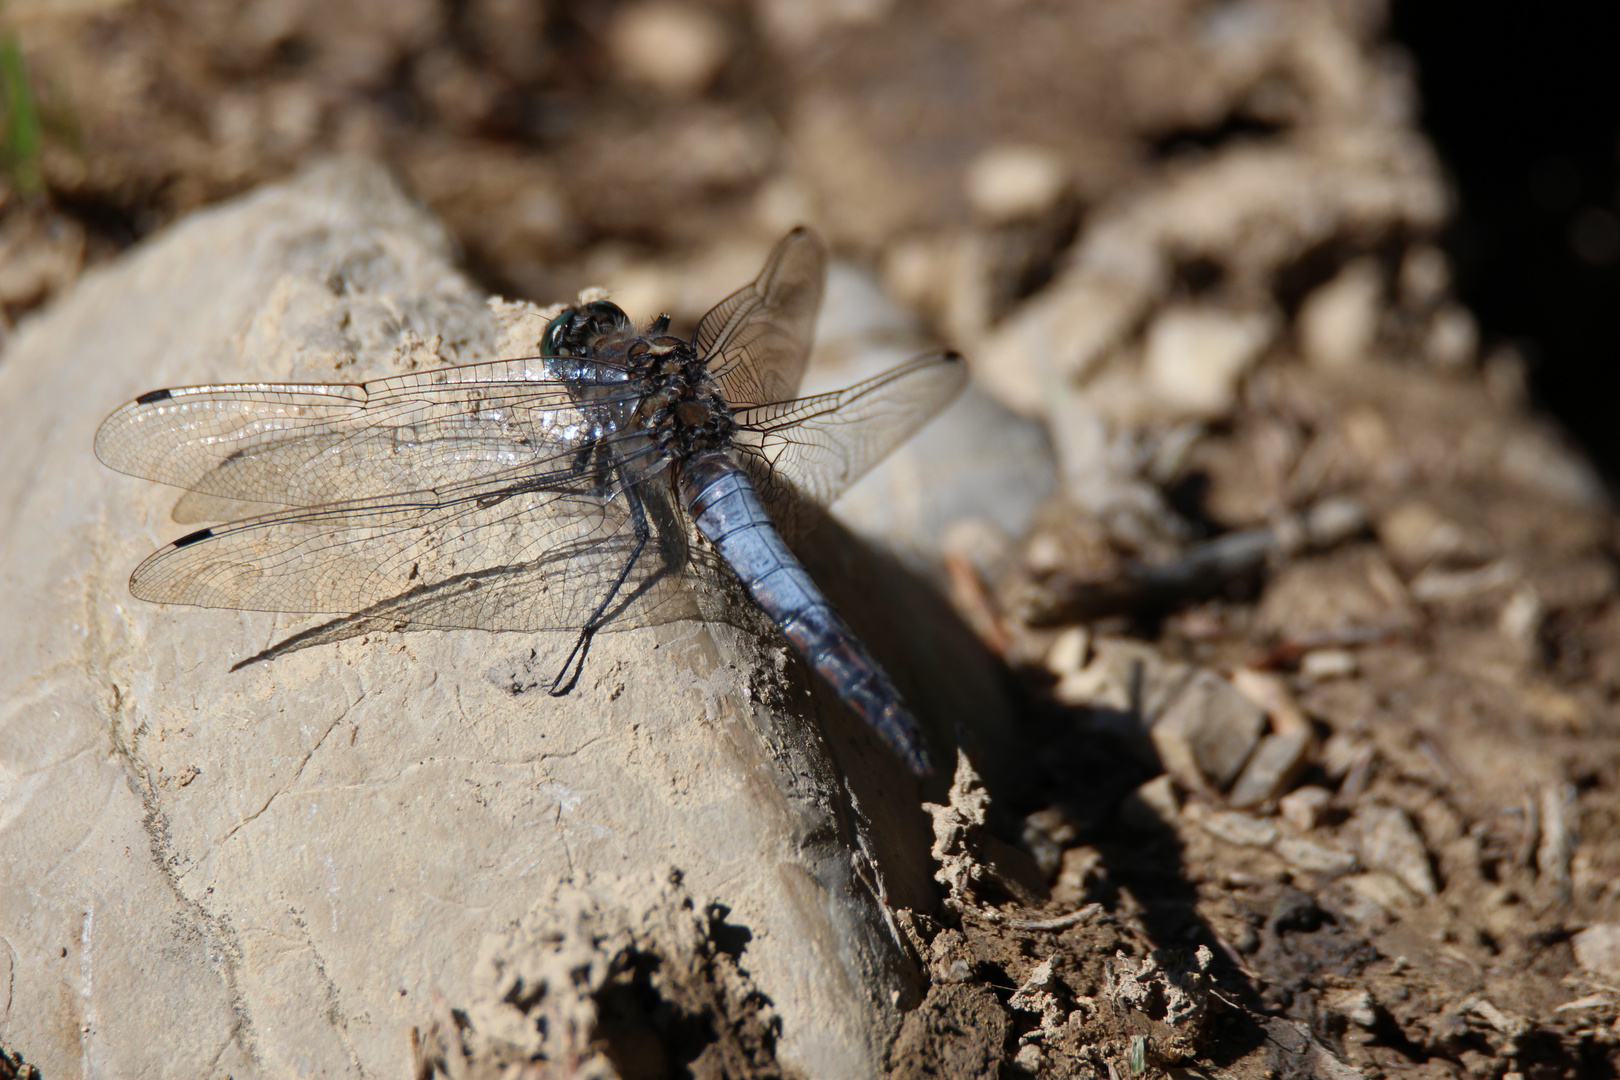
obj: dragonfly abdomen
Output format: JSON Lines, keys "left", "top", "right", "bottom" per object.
{"left": 677, "top": 451, "right": 933, "bottom": 777}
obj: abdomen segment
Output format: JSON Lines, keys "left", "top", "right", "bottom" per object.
{"left": 677, "top": 452, "right": 933, "bottom": 777}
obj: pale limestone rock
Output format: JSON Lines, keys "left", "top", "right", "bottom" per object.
{"left": 1572, "top": 924, "right": 1620, "bottom": 980}
{"left": 1140, "top": 306, "right": 1275, "bottom": 421}
{"left": 0, "top": 160, "right": 1008, "bottom": 1078}
{"left": 1274, "top": 837, "right": 1357, "bottom": 877}
{"left": 609, "top": 1, "right": 731, "bottom": 97}
{"left": 1352, "top": 805, "right": 1438, "bottom": 898}
{"left": 964, "top": 144, "right": 1068, "bottom": 224}
{"left": 1299, "top": 258, "right": 1383, "bottom": 370}
{"left": 1277, "top": 785, "right": 1334, "bottom": 831}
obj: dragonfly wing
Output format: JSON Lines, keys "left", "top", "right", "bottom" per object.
{"left": 694, "top": 228, "right": 826, "bottom": 409}
{"left": 127, "top": 458, "right": 696, "bottom": 635}
{"left": 95, "top": 357, "right": 640, "bottom": 514}
{"left": 733, "top": 351, "right": 968, "bottom": 541}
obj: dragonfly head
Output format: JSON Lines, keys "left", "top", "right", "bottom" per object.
{"left": 542, "top": 300, "right": 633, "bottom": 359}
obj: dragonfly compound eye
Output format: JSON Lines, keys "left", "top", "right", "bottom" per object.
{"left": 542, "top": 301, "right": 633, "bottom": 357}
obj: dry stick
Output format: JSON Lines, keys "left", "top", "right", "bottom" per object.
{"left": 1537, "top": 782, "right": 1573, "bottom": 903}
{"left": 1017, "top": 497, "right": 1368, "bottom": 627}
{"left": 948, "top": 898, "right": 1104, "bottom": 932}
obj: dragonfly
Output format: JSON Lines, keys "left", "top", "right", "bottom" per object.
{"left": 95, "top": 228, "right": 966, "bottom": 777}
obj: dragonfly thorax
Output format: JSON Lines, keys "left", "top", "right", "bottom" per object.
{"left": 631, "top": 337, "right": 737, "bottom": 460}
{"left": 544, "top": 301, "right": 739, "bottom": 461}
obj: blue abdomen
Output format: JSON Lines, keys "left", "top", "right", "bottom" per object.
{"left": 677, "top": 451, "right": 932, "bottom": 776}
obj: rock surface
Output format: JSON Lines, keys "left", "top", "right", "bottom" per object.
{"left": 0, "top": 160, "right": 1008, "bottom": 1078}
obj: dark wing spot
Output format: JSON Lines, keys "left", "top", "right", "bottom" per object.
{"left": 172, "top": 528, "right": 215, "bottom": 548}
{"left": 135, "top": 389, "right": 173, "bottom": 405}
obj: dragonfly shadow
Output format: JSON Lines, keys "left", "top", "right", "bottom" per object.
{"left": 786, "top": 512, "right": 1026, "bottom": 907}
{"left": 1013, "top": 688, "right": 1277, "bottom": 1060}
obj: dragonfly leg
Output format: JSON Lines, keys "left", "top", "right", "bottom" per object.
{"left": 547, "top": 463, "right": 653, "bottom": 697}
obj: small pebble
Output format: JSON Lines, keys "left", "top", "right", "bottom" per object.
{"left": 1227, "top": 729, "right": 1312, "bottom": 808}
{"left": 1119, "top": 774, "right": 1181, "bottom": 831}
{"left": 610, "top": 1, "right": 731, "bottom": 96}
{"left": 1013, "top": 1043, "right": 1045, "bottom": 1072}
{"left": 1342, "top": 871, "right": 1416, "bottom": 913}
{"left": 1278, "top": 785, "right": 1333, "bottom": 831}
{"left": 964, "top": 143, "right": 1067, "bottom": 222}
{"left": 1199, "top": 809, "right": 1278, "bottom": 849}
{"left": 1299, "top": 258, "right": 1382, "bottom": 369}
{"left": 1323, "top": 988, "right": 1379, "bottom": 1029}
{"left": 1573, "top": 924, "right": 1620, "bottom": 980}
{"left": 1046, "top": 626, "right": 1091, "bottom": 676}
{"left": 1426, "top": 303, "right": 1479, "bottom": 369}
{"left": 1300, "top": 649, "right": 1357, "bottom": 680}
{"left": 1142, "top": 306, "right": 1274, "bottom": 420}
{"left": 1398, "top": 245, "right": 1450, "bottom": 309}
{"left": 1275, "top": 836, "right": 1357, "bottom": 876}
{"left": 1353, "top": 805, "right": 1437, "bottom": 897}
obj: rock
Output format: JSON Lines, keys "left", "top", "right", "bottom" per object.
{"left": 1225, "top": 670, "right": 1313, "bottom": 808}
{"left": 1058, "top": 639, "right": 1267, "bottom": 793}
{"left": 1052, "top": 846, "right": 1107, "bottom": 906}
{"left": 1341, "top": 871, "right": 1417, "bottom": 914}
{"left": 1045, "top": 626, "right": 1093, "bottom": 679}
{"left": 1226, "top": 729, "right": 1313, "bottom": 809}
{"left": 1256, "top": 545, "right": 1417, "bottom": 642}
{"left": 1119, "top": 774, "right": 1181, "bottom": 832}
{"left": 1526, "top": 554, "right": 1618, "bottom": 611}
{"left": 1377, "top": 499, "right": 1490, "bottom": 571}
{"left": 1199, "top": 810, "right": 1279, "bottom": 849}
{"left": 1497, "top": 585, "right": 1545, "bottom": 657}
{"left": 1151, "top": 669, "right": 1268, "bottom": 791}
{"left": 1497, "top": 425, "right": 1607, "bottom": 508}
{"left": 608, "top": 1, "right": 731, "bottom": 97}
{"left": 1426, "top": 303, "right": 1479, "bottom": 369}
{"left": 1141, "top": 305, "right": 1276, "bottom": 421}
{"left": 1300, "top": 649, "right": 1358, "bottom": 680}
{"left": 1352, "top": 806, "right": 1438, "bottom": 898}
{"left": 1275, "top": 837, "right": 1357, "bottom": 877}
{"left": 807, "top": 263, "right": 1058, "bottom": 574}
{"left": 1322, "top": 988, "right": 1379, "bottom": 1030}
{"left": 964, "top": 143, "right": 1068, "bottom": 223}
{"left": 1278, "top": 785, "right": 1334, "bottom": 832}
{"left": 1572, "top": 925, "right": 1620, "bottom": 980}
{"left": 1409, "top": 559, "right": 1520, "bottom": 604}
{"left": 0, "top": 161, "right": 1008, "bottom": 1078}
{"left": 1398, "top": 245, "right": 1450, "bottom": 309}
{"left": 1012, "top": 1043, "right": 1045, "bottom": 1072}
{"left": 1298, "top": 258, "right": 1383, "bottom": 369}
{"left": 977, "top": 272, "right": 1151, "bottom": 415}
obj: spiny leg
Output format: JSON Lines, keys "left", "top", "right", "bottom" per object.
{"left": 547, "top": 451, "right": 653, "bottom": 696}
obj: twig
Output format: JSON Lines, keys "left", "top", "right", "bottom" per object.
{"left": 948, "top": 898, "right": 1103, "bottom": 931}
{"left": 1017, "top": 497, "right": 1367, "bottom": 626}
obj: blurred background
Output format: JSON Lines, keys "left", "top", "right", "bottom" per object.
{"left": 7, "top": 3, "right": 1620, "bottom": 1074}
{"left": 3, "top": 0, "right": 1618, "bottom": 483}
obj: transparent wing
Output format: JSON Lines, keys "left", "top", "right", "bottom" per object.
{"left": 94, "top": 357, "right": 640, "bottom": 520}
{"left": 733, "top": 351, "right": 968, "bottom": 539}
{"left": 125, "top": 454, "right": 696, "bottom": 635}
{"left": 693, "top": 228, "right": 826, "bottom": 409}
